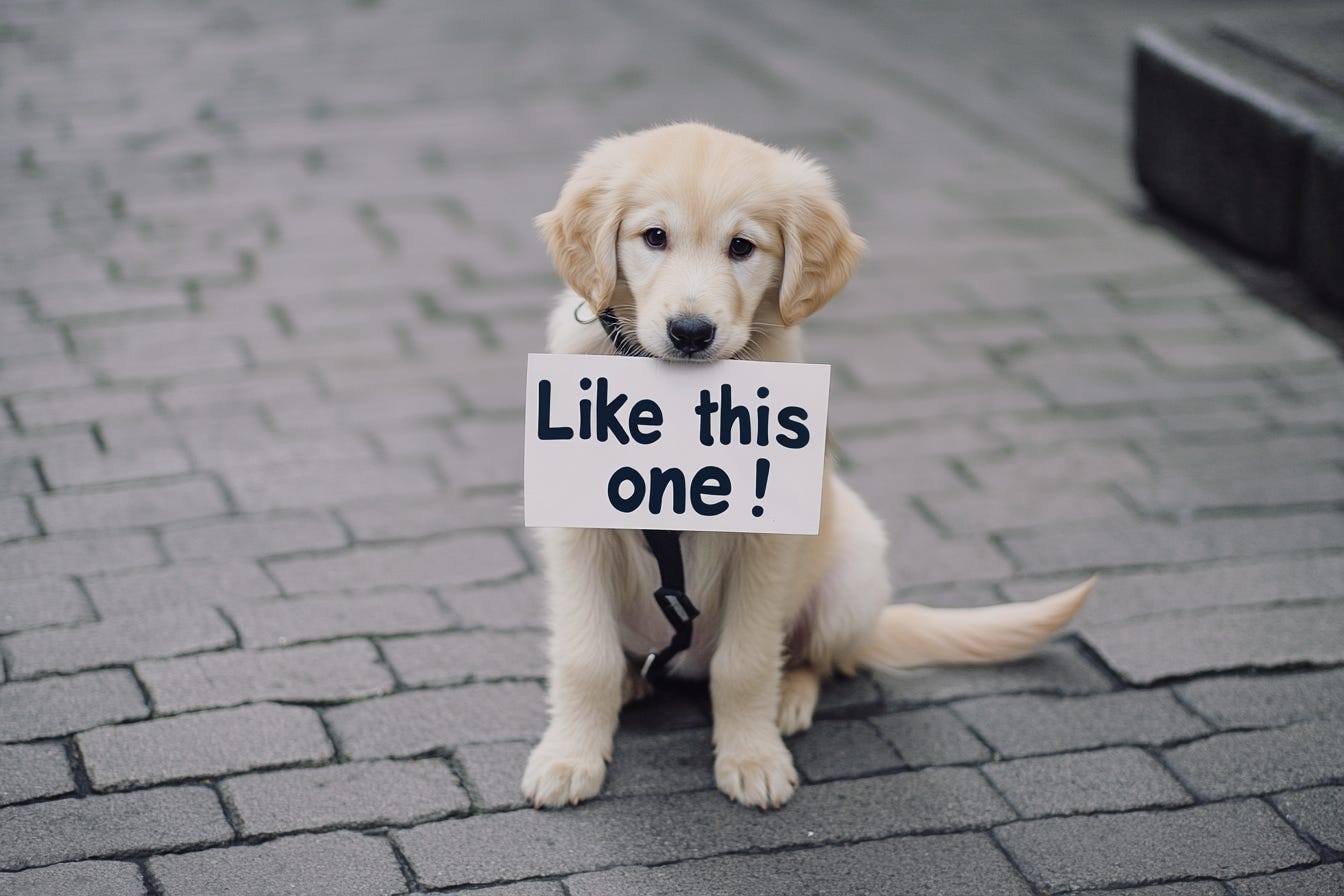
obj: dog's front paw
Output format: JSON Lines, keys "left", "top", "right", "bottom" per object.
{"left": 715, "top": 738, "right": 798, "bottom": 809}
{"left": 522, "top": 743, "right": 607, "bottom": 808}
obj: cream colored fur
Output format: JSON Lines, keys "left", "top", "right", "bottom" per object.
{"left": 523, "top": 123, "right": 1093, "bottom": 810}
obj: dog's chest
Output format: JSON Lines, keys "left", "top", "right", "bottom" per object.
{"left": 616, "top": 533, "right": 735, "bottom": 680}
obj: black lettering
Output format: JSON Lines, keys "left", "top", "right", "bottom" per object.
{"left": 578, "top": 396, "right": 591, "bottom": 440}
{"left": 607, "top": 467, "right": 644, "bottom": 512}
{"left": 691, "top": 466, "right": 731, "bottom": 516}
{"left": 536, "top": 380, "right": 574, "bottom": 440}
{"left": 694, "top": 389, "right": 717, "bottom": 447}
{"left": 593, "top": 377, "right": 629, "bottom": 444}
{"left": 718, "top": 384, "right": 751, "bottom": 445}
{"left": 629, "top": 399, "right": 663, "bottom": 445}
{"left": 648, "top": 467, "right": 686, "bottom": 514}
{"left": 775, "top": 406, "right": 810, "bottom": 449}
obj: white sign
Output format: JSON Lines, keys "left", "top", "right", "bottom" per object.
{"left": 524, "top": 353, "right": 832, "bottom": 535}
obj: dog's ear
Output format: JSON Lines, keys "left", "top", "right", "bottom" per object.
{"left": 536, "top": 139, "right": 625, "bottom": 313}
{"left": 778, "top": 154, "right": 866, "bottom": 326}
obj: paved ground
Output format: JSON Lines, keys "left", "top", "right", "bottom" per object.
{"left": 2, "top": 1, "right": 1343, "bottom": 894}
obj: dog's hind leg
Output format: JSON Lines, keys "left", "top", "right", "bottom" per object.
{"left": 622, "top": 660, "right": 654, "bottom": 705}
{"left": 776, "top": 665, "right": 820, "bottom": 736}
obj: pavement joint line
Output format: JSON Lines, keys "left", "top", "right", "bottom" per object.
{"left": 1063, "top": 633, "right": 1131, "bottom": 691}
{"left": 1141, "top": 742, "right": 1204, "bottom": 805}
{"left": 366, "top": 638, "right": 409, "bottom": 692}
{"left": 125, "top": 664, "right": 160, "bottom": 718}
{"left": 1256, "top": 794, "right": 1338, "bottom": 865}
{"left": 1166, "top": 683, "right": 1221, "bottom": 732}
{"left": 994, "top": 544, "right": 1344, "bottom": 584}
{"left": 133, "top": 857, "right": 165, "bottom": 896}
{"left": 1188, "top": 500, "right": 1344, "bottom": 520}
{"left": 444, "top": 749, "right": 489, "bottom": 817}
{"left": 0, "top": 397, "right": 23, "bottom": 432}
{"left": 209, "top": 779, "right": 245, "bottom": 838}
{"left": 229, "top": 333, "right": 257, "bottom": 370}
{"left": 63, "top": 736, "right": 94, "bottom": 798}
{"left": 384, "top": 830, "right": 422, "bottom": 893}
{"left": 982, "top": 826, "right": 1041, "bottom": 891}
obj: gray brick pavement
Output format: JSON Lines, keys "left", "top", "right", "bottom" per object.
{"left": 0, "top": 669, "right": 148, "bottom": 742}
{"left": 1163, "top": 720, "right": 1344, "bottom": 799}
{"left": 395, "top": 768, "right": 1015, "bottom": 887}
{"left": 33, "top": 476, "right": 230, "bottom": 533}
{"left": 870, "top": 705, "right": 993, "bottom": 767}
{"left": 453, "top": 741, "right": 536, "bottom": 813}
{"left": 566, "top": 834, "right": 1032, "bottom": 895}
{"left": 82, "top": 560, "right": 279, "bottom": 616}
{"left": 325, "top": 681, "right": 547, "bottom": 760}
{"left": 996, "top": 801, "right": 1317, "bottom": 890}
{"left": 0, "top": 576, "right": 93, "bottom": 633}
{"left": 0, "top": 742, "right": 75, "bottom": 806}
{"left": 981, "top": 747, "right": 1193, "bottom": 817}
{"left": 2, "top": 606, "right": 235, "bottom": 679}
{"left": 147, "top": 831, "right": 406, "bottom": 896}
{"left": 953, "top": 690, "right": 1210, "bottom": 758}
{"left": 1, "top": 0, "right": 1341, "bottom": 891}
{"left": 227, "top": 588, "right": 454, "bottom": 648}
{"left": 0, "top": 532, "right": 162, "bottom": 580}
{"left": 160, "top": 511, "right": 348, "bottom": 561}
{"left": 1074, "top": 885, "right": 1228, "bottom": 896}
{"left": 602, "top": 728, "right": 717, "bottom": 798}
{"left": 77, "top": 703, "right": 334, "bottom": 791}
{"left": 0, "top": 861, "right": 148, "bottom": 896}
{"left": 1228, "top": 865, "right": 1344, "bottom": 896}
{"left": 220, "top": 758, "right": 469, "bottom": 836}
{"left": 380, "top": 630, "right": 547, "bottom": 686}
{"left": 0, "top": 787, "right": 232, "bottom": 871}
{"left": 438, "top": 576, "right": 546, "bottom": 629}
{"left": 135, "top": 640, "right": 394, "bottom": 713}
{"left": 1003, "top": 554, "right": 1344, "bottom": 625}
{"left": 871, "top": 642, "right": 1115, "bottom": 706}
{"left": 266, "top": 532, "right": 527, "bottom": 593}
{"left": 789, "top": 719, "right": 904, "bottom": 783}
{"left": 1272, "top": 786, "right": 1344, "bottom": 854}
{"left": 1084, "top": 601, "right": 1344, "bottom": 684}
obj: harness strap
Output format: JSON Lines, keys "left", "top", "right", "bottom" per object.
{"left": 582, "top": 304, "right": 698, "bottom": 678}
{"left": 639, "top": 529, "right": 699, "bottom": 680}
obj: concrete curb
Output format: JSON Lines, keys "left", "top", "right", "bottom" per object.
{"left": 1132, "top": 22, "right": 1344, "bottom": 308}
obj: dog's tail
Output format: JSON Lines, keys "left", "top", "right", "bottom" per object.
{"left": 852, "top": 577, "right": 1095, "bottom": 670}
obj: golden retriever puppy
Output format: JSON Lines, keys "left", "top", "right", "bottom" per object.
{"left": 523, "top": 123, "right": 1093, "bottom": 810}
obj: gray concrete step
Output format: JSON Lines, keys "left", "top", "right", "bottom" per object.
{"left": 1133, "top": 12, "right": 1344, "bottom": 308}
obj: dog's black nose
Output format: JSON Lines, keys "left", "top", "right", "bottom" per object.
{"left": 667, "top": 315, "right": 716, "bottom": 354}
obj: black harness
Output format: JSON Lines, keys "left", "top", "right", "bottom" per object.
{"left": 639, "top": 529, "right": 700, "bottom": 679}
{"left": 588, "top": 303, "right": 700, "bottom": 679}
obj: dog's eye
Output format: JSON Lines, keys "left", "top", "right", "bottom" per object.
{"left": 728, "top": 237, "right": 755, "bottom": 259}
{"left": 643, "top": 228, "right": 667, "bottom": 249}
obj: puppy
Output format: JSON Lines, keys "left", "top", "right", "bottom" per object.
{"left": 523, "top": 123, "right": 1093, "bottom": 810}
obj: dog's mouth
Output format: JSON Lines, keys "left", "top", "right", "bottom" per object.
{"left": 603, "top": 306, "right": 736, "bottom": 362}
{"left": 662, "top": 347, "right": 718, "bottom": 363}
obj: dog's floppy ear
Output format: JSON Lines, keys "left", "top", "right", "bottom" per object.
{"left": 536, "top": 138, "right": 625, "bottom": 313}
{"left": 778, "top": 153, "right": 866, "bottom": 326}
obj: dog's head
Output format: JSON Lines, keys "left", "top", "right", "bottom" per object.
{"left": 537, "top": 123, "right": 865, "bottom": 361}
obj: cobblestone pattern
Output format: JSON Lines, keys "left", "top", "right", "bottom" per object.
{"left": 0, "top": 0, "right": 1341, "bottom": 893}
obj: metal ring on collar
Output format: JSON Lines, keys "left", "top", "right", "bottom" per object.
{"left": 573, "top": 301, "right": 597, "bottom": 324}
